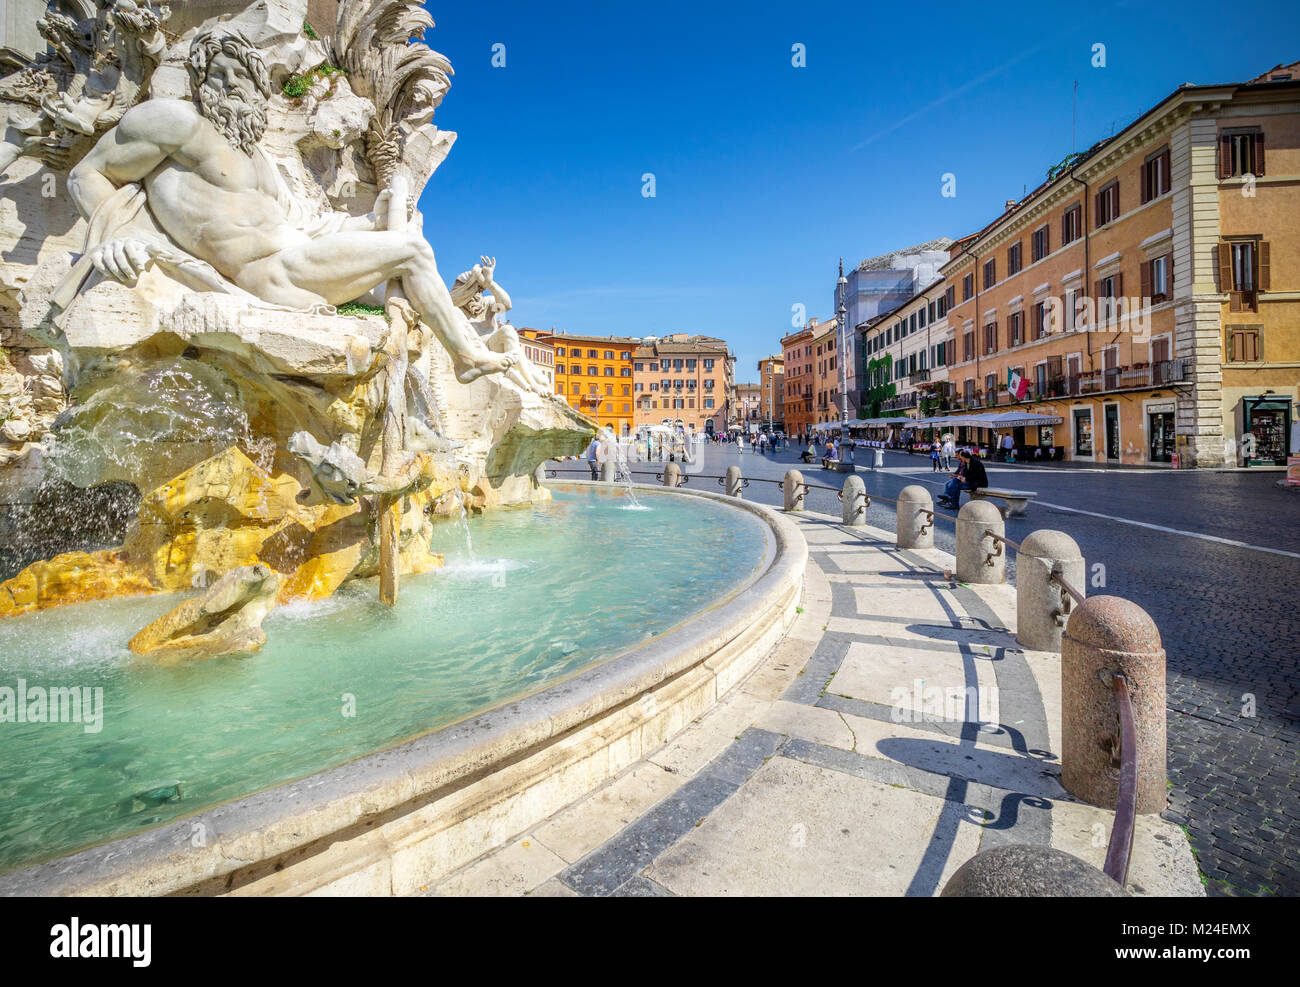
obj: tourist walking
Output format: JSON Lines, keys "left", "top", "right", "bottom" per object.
{"left": 585, "top": 435, "right": 600, "bottom": 479}
{"left": 930, "top": 439, "right": 941, "bottom": 472}
{"left": 1002, "top": 431, "right": 1016, "bottom": 463}
{"left": 941, "top": 435, "right": 955, "bottom": 471}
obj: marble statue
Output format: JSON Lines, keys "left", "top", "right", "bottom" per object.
{"left": 0, "top": 0, "right": 594, "bottom": 639}
{"left": 128, "top": 562, "right": 280, "bottom": 662}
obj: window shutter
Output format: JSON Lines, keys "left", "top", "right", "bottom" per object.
{"left": 1256, "top": 131, "right": 1265, "bottom": 176}
{"left": 1166, "top": 252, "right": 1174, "bottom": 296}
{"left": 1259, "top": 241, "right": 1270, "bottom": 290}
{"left": 1094, "top": 191, "right": 1103, "bottom": 223}
{"left": 1219, "top": 134, "right": 1233, "bottom": 178}
{"left": 1226, "top": 330, "right": 1236, "bottom": 362}
{"left": 1247, "top": 331, "right": 1259, "bottom": 362}
{"left": 1141, "top": 161, "right": 1150, "bottom": 204}
{"left": 1112, "top": 183, "right": 1119, "bottom": 218}
{"left": 1094, "top": 279, "right": 1102, "bottom": 301}
{"left": 1161, "top": 148, "right": 1172, "bottom": 193}
{"left": 1140, "top": 260, "right": 1151, "bottom": 301}
{"left": 1115, "top": 272, "right": 1123, "bottom": 298}
{"left": 1217, "top": 242, "right": 1232, "bottom": 292}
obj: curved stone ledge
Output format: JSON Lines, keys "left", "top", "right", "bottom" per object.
{"left": 0, "top": 482, "right": 807, "bottom": 896}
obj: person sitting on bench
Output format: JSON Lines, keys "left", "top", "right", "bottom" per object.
{"left": 938, "top": 450, "right": 987, "bottom": 509}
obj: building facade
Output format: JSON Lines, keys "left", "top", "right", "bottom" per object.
{"left": 757, "top": 354, "right": 785, "bottom": 431}
{"left": 780, "top": 324, "right": 814, "bottom": 438}
{"left": 515, "top": 328, "right": 555, "bottom": 390}
{"left": 632, "top": 334, "right": 731, "bottom": 434}
{"left": 811, "top": 317, "right": 842, "bottom": 426}
{"left": 836, "top": 238, "right": 954, "bottom": 416}
{"left": 933, "top": 60, "right": 1300, "bottom": 467}
{"left": 542, "top": 332, "right": 635, "bottom": 434}
{"left": 734, "top": 382, "right": 762, "bottom": 429}
{"left": 859, "top": 278, "right": 954, "bottom": 420}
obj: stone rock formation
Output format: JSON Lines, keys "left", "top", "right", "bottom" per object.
{"left": 0, "top": 0, "right": 593, "bottom": 627}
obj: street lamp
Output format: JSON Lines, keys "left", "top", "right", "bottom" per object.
{"left": 837, "top": 259, "right": 849, "bottom": 432}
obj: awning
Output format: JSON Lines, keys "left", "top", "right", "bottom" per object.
{"left": 938, "top": 410, "right": 1064, "bottom": 427}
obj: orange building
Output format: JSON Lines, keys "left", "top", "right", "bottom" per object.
{"left": 781, "top": 322, "right": 815, "bottom": 437}
{"left": 758, "top": 354, "right": 784, "bottom": 430}
{"left": 538, "top": 332, "right": 635, "bottom": 434}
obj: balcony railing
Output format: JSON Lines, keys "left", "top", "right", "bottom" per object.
{"left": 882, "top": 393, "right": 918, "bottom": 411}
{"left": 908, "top": 369, "right": 930, "bottom": 384}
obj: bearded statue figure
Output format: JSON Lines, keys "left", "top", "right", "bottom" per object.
{"left": 61, "top": 28, "right": 514, "bottom": 385}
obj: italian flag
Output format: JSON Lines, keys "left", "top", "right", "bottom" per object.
{"left": 1007, "top": 368, "right": 1029, "bottom": 401}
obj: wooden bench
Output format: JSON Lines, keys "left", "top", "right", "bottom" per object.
{"left": 971, "top": 487, "right": 1037, "bottom": 518}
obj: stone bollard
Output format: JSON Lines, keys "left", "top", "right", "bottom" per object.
{"left": 940, "top": 845, "right": 1125, "bottom": 897}
{"left": 1062, "top": 597, "right": 1167, "bottom": 814}
{"left": 896, "top": 484, "right": 933, "bottom": 549}
{"left": 600, "top": 460, "right": 616, "bottom": 483}
{"left": 841, "top": 475, "right": 866, "bottom": 525}
{"left": 1016, "top": 530, "right": 1085, "bottom": 652}
{"left": 783, "top": 470, "right": 805, "bottom": 511}
{"left": 662, "top": 462, "right": 682, "bottom": 488}
{"left": 725, "top": 465, "right": 743, "bottom": 498}
{"left": 955, "top": 499, "right": 1005, "bottom": 584}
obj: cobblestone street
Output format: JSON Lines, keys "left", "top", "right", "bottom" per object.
{"left": 554, "top": 444, "right": 1300, "bottom": 895}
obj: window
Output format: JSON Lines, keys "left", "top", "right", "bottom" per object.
{"left": 587, "top": 349, "right": 598, "bottom": 358}
{"left": 622, "top": 385, "right": 630, "bottom": 395}
{"left": 983, "top": 322, "right": 998, "bottom": 354}
{"left": 919, "top": 307, "right": 928, "bottom": 328}
{"left": 983, "top": 259, "right": 996, "bottom": 290}
{"left": 556, "top": 363, "right": 565, "bottom": 374}
{"left": 604, "top": 350, "right": 614, "bottom": 359}
{"left": 962, "top": 274, "right": 974, "bottom": 300}
{"left": 587, "top": 365, "right": 597, "bottom": 376}
{"left": 1062, "top": 203, "right": 1082, "bottom": 245}
{"left": 1007, "top": 242, "right": 1022, "bottom": 276}
{"left": 1219, "top": 129, "right": 1264, "bottom": 178}
{"left": 1032, "top": 224, "right": 1050, "bottom": 262}
{"left": 985, "top": 373, "right": 996, "bottom": 406}
{"left": 1095, "top": 272, "right": 1123, "bottom": 322}
{"left": 604, "top": 366, "right": 614, "bottom": 376}
{"left": 1034, "top": 301, "right": 1047, "bottom": 339}
{"left": 1064, "top": 288, "right": 1078, "bottom": 332}
{"left": 1219, "top": 239, "right": 1270, "bottom": 312}
{"left": 1227, "top": 327, "right": 1260, "bottom": 362}
{"left": 1141, "top": 146, "right": 1171, "bottom": 202}
{"left": 556, "top": 346, "right": 565, "bottom": 356}
{"left": 673, "top": 359, "right": 684, "bottom": 370}
{"left": 928, "top": 301, "right": 936, "bottom": 322}
{"left": 963, "top": 331, "right": 974, "bottom": 362}
{"left": 704, "top": 398, "right": 714, "bottom": 409}
{"left": 686, "top": 359, "right": 697, "bottom": 371}
{"left": 620, "top": 367, "right": 631, "bottom": 376}
{"left": 909, "top": 313, "right": 917, "bottom": 333}
{"left": 605, "top": 384, "right": 613, "bottom": 395}
{"left": 1007, "top": 311, "right": 1023, "bottom": 347}
{"left": 1143, "top": 254, "right": 1172, "bottom": 303}
{"left": 945, "top": 285, "right": 956, "bottom": 309}
{"left": 634, "top": 362, "right": 644, "bottom": 371}
{"left": 1095, "top": 181, "right": 1120, "bottom": 226}
{"left": 634, "top": 382, "right": 643, "bottom": 392}
{"left": 620, "top": 352, "right": 630, "bottom": 360}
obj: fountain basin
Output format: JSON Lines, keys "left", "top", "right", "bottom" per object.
{"left": 0, "top": 482, "right": 805, "bottom": 895}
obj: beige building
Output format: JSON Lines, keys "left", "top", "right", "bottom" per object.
{"left": 858, "top": 58, "right": 1300, "bottom": 467}
{"left": 734, "top": 382, "right": 762, "bottom": 429}
{"left": 757, "top": 354, "right": 784, "bottom": 430}
{"left": 633, "top": 334, "right": 732, "bottom": 434}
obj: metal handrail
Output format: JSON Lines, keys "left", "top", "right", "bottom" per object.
{"left": 1102, "top": 671, "right": 1137, "bottom": 885}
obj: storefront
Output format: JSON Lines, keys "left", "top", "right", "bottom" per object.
{"left": 1242, "top": 395, "right": 1292, "bottom": 466}
{"left": 1073, "top": 407, "right": 1094, "bottom": 457}
{"left": 1146, "top": 400, "right": 1176, "bottom": 464}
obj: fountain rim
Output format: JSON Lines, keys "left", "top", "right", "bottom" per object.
{"left": 0, "top": 480, "right": 807, "bottom": 896}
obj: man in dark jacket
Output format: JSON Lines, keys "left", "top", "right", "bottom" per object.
{"left": 939, "top": 450, "right": 988, "bottom": 509}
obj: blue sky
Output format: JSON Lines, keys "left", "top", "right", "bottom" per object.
{"left": 416, "top": 0, "right": 1300, "bottom": 381}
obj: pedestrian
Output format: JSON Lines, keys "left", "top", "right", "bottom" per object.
{"left": 1002, "top": 431, "right": 1015, "bottom": 463}
{"left": 585, "top": 435, "right": 600, "bottom": 479}
{"left": 941, "top": 435, "right": 955, "bottom": 471}
{"left": 930, "top": 439, "right": 941, "bottom": 472}
{"left": 939, "top": 449, "right": 988, "bottom": 509}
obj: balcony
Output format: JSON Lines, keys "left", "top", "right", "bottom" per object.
{"left": 882, "top": 393, "right": 918, "bottom": 412}
{"left": 908, "top": 369, "right": 930, "bottom": 385}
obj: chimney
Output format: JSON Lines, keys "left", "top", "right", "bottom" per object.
{"left": 1004, "top": 199, "right": 1017, "bottom": 212}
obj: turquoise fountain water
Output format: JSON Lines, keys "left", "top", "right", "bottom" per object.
{"left": 0, "top": 485, "right": 768, "bottom": 874}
